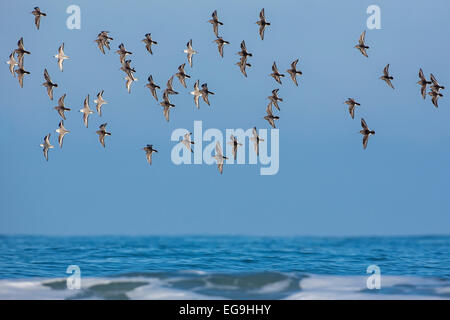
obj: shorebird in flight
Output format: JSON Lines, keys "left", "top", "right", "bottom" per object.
{"left": 142, "top": 33, "right": 157, "bottom": 54}
{"left": 428, "top": 90, "right": 443, "bottom": 108}
{"left": 96, "top": 123, "right": 111, "bottom": 148}
{"left": 214, "top": 37, "right": 229, "bottom": 58}
{"left": 201, "top": 83, "right": 214, "bottom": 106}
{"left": 430, "top": 73, "right": 445, "bottom": 92}
{"left": 355, "top": 31, "right": 369, "bottom": 57}
{"left": 94, "top": 90, "right": 107, "bottom": 116}
{"left": 175, "top": 63, "right": 190, "bottom": 88}
{"left": 270, "top": 62, "right": 285, "bottom": 84}
{"left": 250, "top": 127, "right": 264, "bottom": 156}
{"left": 160, "top": 91, "right": 175, "bottom": 122}
{"left": 15, "top": 37, "right": 31, "bottom": 66}
{"left": 264, "top": 102, "right": 279, "bottom": 128}
{"left": 360, "top": 118, "right": 375, "bottom": 150}
{"left": 6, "top": 52, "right": 18, "bottom": 77}
{"left": 55, "top": 120, "right": 70, "bottom": 148}
{"left": 236, "top": 56, "right": 251, "bottom": 77}
{"left": 286, "top": 59, "right": 302, "bottom": 86}
{"left": 54, "top": 43, "right": 69, "bottom": 71}
{"left": 95, "top": 31, "right": 113, "bottom": 54}
{"left": 165, "top": 76, "right": 179, "bottom": 96}
{"left": 40, "top": 134, "right": 54, "bottom": 161}
{"left": 344, "top": 98, "right": 360, "bottom": 119}
{"left": 268, "top": 89, "right": 283, "bottom": 111}
{"left": 31, "top": 7, "right": 46, "bottom": 30}
{"left": 417, "top": 68, "right": 431, "bottom": 99}
{"left": 146, "top": 75, "right": 160, "bottom": 101}
{"left": 212, "top": 141, "right": 228, "bottom": 174}
{"left": 54, "top": 94, "right": 71, "bottom": 120}
{"left": 125, "top": 75, "right": 138, "bottom": 93}
{"left": 256, "top": 8, "right": 270, "bottom": 40}
{"left": 79, "top": 95, "right": 94, "bottom": 128}
{"left": 208, "top": 10, "right": 223, "bottom": 38}
{"left": 237, "top": 40, "right": 252, "bottom": 59}
{"left": 184, "top": 39, "right": 197, "bottom": 67}
{"left": 380, "top": 64, "right": 394, "bottom": 89}
{"left": 190, "top": 80, "right": 203, "bottom": 109}
{"left": 228, "top": 135, "right": 243, "bottom": 161}
{"left": 181, "top": 132, "right": 194, "bottom": 153}
{"left": 142, "top": 145, "right": 158, "bottom": 165}
{"left": 120, "top": 59, "right": 136, "bottom": 80}
{"left": 15, "top": 63, "right": 30, "bottom": 88}
{"left": 42, "top": 68, "right": 58, "bottom": 100}
{"left": 117, "top": 43, "right": 132, "bottom": 65}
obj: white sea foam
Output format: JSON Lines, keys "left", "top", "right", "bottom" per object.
{"left": 285, "top": 274, "right": 450, "bottom": 300}
{"left": 0, "top": 274, "right": 448, "bottom": 300}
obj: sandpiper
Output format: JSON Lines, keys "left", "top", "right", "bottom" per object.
{"left": 54, "top": 43, "right": 69, "bottom": 71}
{"left": 96, "top": 123, "right": 111, "bottom": 148}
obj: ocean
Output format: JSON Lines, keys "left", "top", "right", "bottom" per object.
{"left": 0, "top": 235, "right": 449, "bottom": 299}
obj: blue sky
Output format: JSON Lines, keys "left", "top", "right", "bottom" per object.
{"left": 0, "top": 0, "right": 449, "bottom": 236}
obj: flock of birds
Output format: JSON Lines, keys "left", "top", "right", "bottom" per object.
{"left": 5, "top": 7, "right": 446, "bottom": 173}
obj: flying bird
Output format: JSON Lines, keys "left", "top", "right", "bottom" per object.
{"left": 430, "top": 73, "right": 445, "bottom": 92}
{"left": 125, "top": 75, "right": 138, "bottom": 93}
{"left": 286, "top": 59, "right": 302, "bottom": 86}
{"left": 31, "top": 7, "right": 46, "bottom": 30}
{"left": 237, "top": 40, "right": 252, "bottom": 58}
{"left": 212, "top": 141, "right": 228, "bottom": 174}
{"left": 54, "top": 43, "right": 69, "bottom": 71}
{"left": 95, "top": 31, "right": 113, "bottom": 54}
{"left": 120, "top": 59, "right": 136, "bottom": 80}
{"left": 355, "top": 31, "right": 369, "bottom": 57}
{"left": 236, "top": 56, "right": 251, "bottom": 77}
{"left": 6, "top": 52, "right": 18, "bottom": 77}
{"left": 380, "top": 64, "right": 394, "bottom": 89}
{"left": 54, "top": 94, "right": 71, "bottom": 120}
{"left": 428, "top": 90, "right": 443, "bottom": 108}
{"left": 268, "top": 89, "right": 283, "bottom": 111}
{"left": 184, "top": 39, "right": 197, "bottom": 67}
{"left": 208, "top": 10, "right": 223, "bottom": 38}
{"left": 42, "top": 68, "right": 58, "bottom": 100}
{"left": 344, "top": 98, "right": 360, "bottom": 119}
{"left": 55, "top": 120, "right": 70, "bottom": 148}
{"left": 417, "top": 68, "right": 431, "bottom": 99}
{"left": 160, "top": 91, "right": 175, "bottom": 122}
{"left": 264, "top": 102, "right": 279, "bottom": 128}
{"left": 40, "top": 134, "right": 54, "bottom": 161}
{"left": 200, "top": 83, "right": 214, "bottom": 106}
{"left": 79, "top": 95, "right": 94, "bottom": 128}
{"left": 116, "top": 43, "right": 132, "bottom": 64}
{"left": 256, "top": 8, "right": 270, "bottom": 40}
{"left": 15, "top": 38, "right": 31, "bottom": 66}
{"left": 181, "top": 132, "right": 194, "bottom": 153}
{"left": 96, "top": 123, "right": 111, "bottom": 148}
{"left": 142, "top": 33, "right": 157, "bottom": 54}
{"left": 15, "top": 64, "right": 30, "bottom": 88}
{"left": 250, "top": 127, "right": 264, "bottom": 156}
{"left": 228, "top": 135, "right": 243, "bottom": 160}
{"left": 165, "top": 75, "right": 179, "bottom": 95}
{"left": 270, "top": 62, "right": 285, "bottom": 84}
{"left": 190, "top": 80, "right": 203, "bottom": 109}
{"left": 360, "top": 118, "right": 375, "bottom": 150}
{"left": 142, "top": 144, "right": 158, "bottom": 165}
{"left": 175, "top": 63, "right": 190, "bottom": 88}
{"left": 94, "top": 90, "right": 107, "bottom": 116}
{"left": 145, "top": 75, "right": 160, "bottom": 101}
{"left": 214, "top": 37, "right": 229, "bottom": 58}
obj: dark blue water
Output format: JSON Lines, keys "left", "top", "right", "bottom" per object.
{"left": 1, "top": 235, "right": 449, "bottom": 279}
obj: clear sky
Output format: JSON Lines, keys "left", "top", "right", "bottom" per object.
{"left": 0, "top": 0, "right": 449, "bottom": 236}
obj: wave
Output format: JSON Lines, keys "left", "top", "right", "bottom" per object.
{"left": 0, "top": 271, "right": 449, "bottom": 300}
